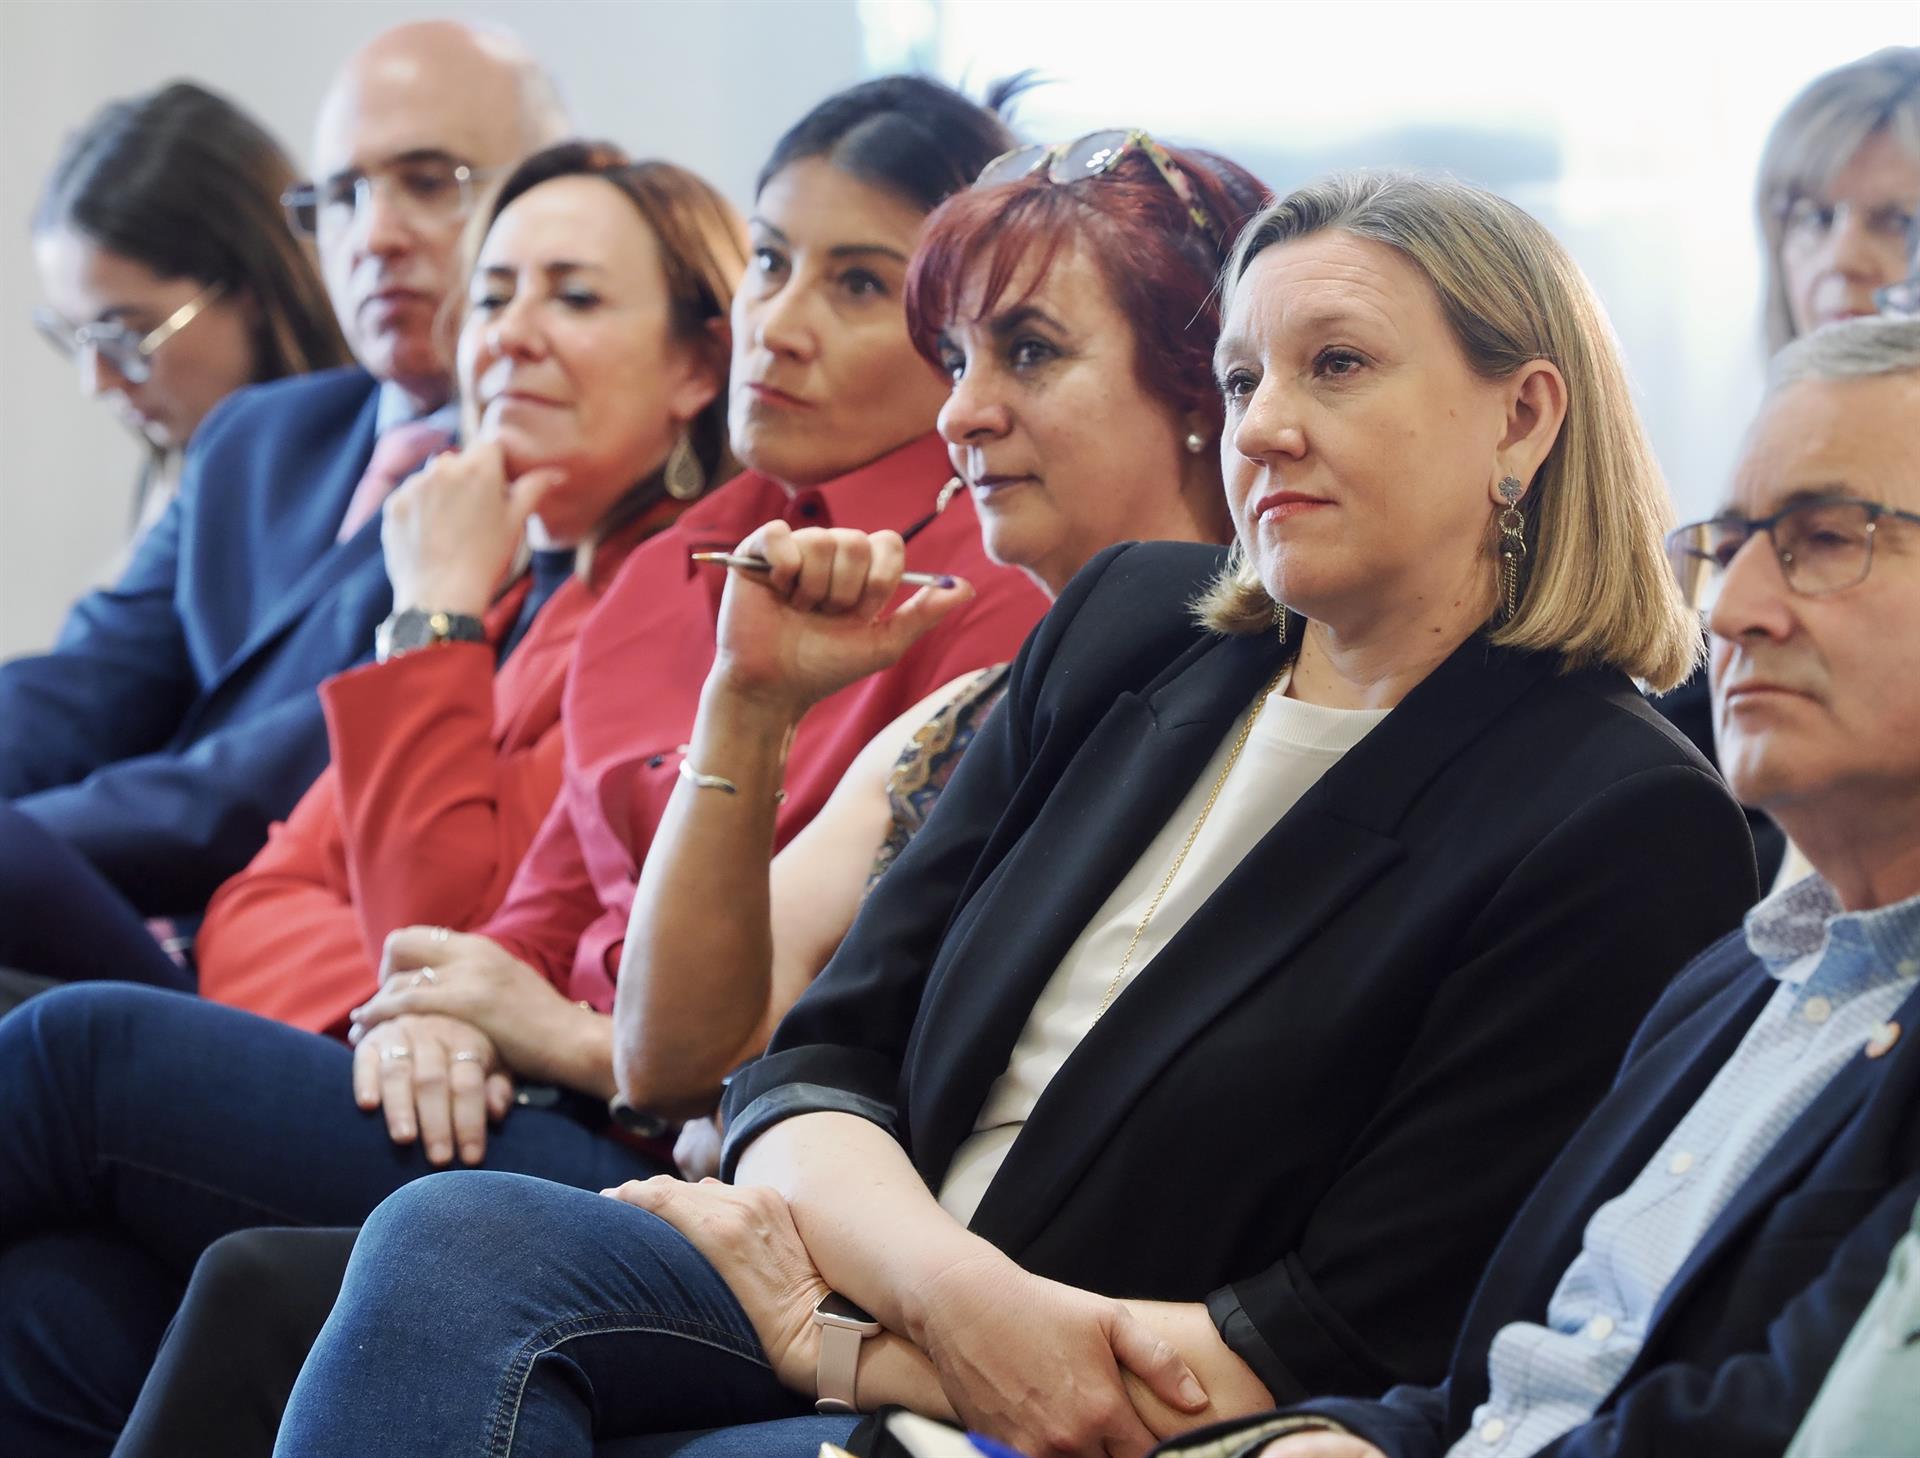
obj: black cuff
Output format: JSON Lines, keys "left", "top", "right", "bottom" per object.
{"left": 718, "top": 1082, "right": 902, "bottom": 1180}
{"left": 1207, "top": 1285, "right": 1308, "bottom": 1405}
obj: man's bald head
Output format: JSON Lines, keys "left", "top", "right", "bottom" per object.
{"left": 310, "top": 21, "right": 571, "bottom": 408}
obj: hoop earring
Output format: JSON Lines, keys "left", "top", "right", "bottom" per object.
{"left": 664, "top": 430, "right": 705, "bottom": 501}
{"left": 1497, "top": 476, "right": 1527, "bottom": 622}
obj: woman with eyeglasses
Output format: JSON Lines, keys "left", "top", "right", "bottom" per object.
{"left": 271, "top": 172, "right": 1762, "bottom": 1458}
{"left": 1757, "top": 47, "right": 1920, "bottom": 353}
{"left": 32, "top": 80, "right": 348, "bottom": 551}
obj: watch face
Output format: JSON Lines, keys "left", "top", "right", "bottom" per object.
{"left": 814, "top": 1292, "right": 879, "bottom": 1330}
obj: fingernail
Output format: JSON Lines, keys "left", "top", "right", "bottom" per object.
{"left": 461, "top": 1143, "right": 482, "bottom": 1165}
{"left": 936, "top": 575, "right": 957, "bottom": 589}
{"left": 429, "top": 1141, "right": 450, "bottom": 1163}
{"left": 1180, "top": 1375, "right": 1206, "bottom": 1407}
{"left": 395, "top": 1122, "right": 414, "bottom": 1139}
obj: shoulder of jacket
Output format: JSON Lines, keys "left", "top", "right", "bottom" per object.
{"left": 192, "top": 366, "right": 379, "bottom": 446}
{"left": 1023, "top": 541, "right": 1231, "bottom": 697}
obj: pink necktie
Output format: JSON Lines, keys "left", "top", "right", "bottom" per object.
{"left": 336, "top": 420, "right": 453, "bottom": 543}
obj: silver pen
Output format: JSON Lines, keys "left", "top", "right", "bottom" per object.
{"left": 690, "top": 552, "right": 960, "bottom": 589}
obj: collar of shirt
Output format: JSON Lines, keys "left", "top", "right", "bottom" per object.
{"left": 373, "top": 381, "right": 461, "bottom": 439}
{"left": 1745, "top": 873, "right": 1920, "bottom": 991}
{"left": 669, "top": 432, "right": 954, "bottom": 567}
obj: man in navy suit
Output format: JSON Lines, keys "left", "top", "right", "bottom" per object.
{"left": 0, "top": 21, "right": 567, "bottom": 993}
{"left": 1169, "top": 317, "right": 1920, "bottom": 1458}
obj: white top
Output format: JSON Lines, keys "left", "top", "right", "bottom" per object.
{"left": 937, "top": 668, "right": 1389, "bottom": 1224}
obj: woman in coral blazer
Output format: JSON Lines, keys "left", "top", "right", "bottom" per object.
{"left": 193, "top": 144, "right": 747, "bottom": 1038}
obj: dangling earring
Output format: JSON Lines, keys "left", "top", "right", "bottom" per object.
{"left": 1273, "top": 601, "right": 1289, "bottom": 646}
{"left": 1184, "top": 432, "right": 1207, "bottom": 455}
{"left": 1497, "top": 475, "right": 1527, "bottom": 622}
{"left": 664, "top": 430, "right": 705, "bottom": 501}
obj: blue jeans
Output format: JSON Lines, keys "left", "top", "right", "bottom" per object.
{"left": 0, "top": 983, "right": 669, "bottom": 1456}
{"left": 277, "top": 1171, "right": 859, "bottom": 1458}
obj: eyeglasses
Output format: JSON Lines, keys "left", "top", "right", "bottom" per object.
{"left": 282, "top": 154, "right": 495, "bottom": 238}
{"left": 1665, "top": 496, "right": 1920, "bottom": 611}
{"left": 33, "top": 282, "right": 225, "bottom": 385}
{"left": 973, "top": 129, "right": 1221, "bottom": 242}
{"left": 1776, "top": 195, "right": 1917, "bottom": 256}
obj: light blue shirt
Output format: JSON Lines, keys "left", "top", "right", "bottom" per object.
{"left": 1450, "top": 874, "right": 1920, "bottom": 1458}
{"left": 373, "top": 382, "right": 460, "bottom": 439}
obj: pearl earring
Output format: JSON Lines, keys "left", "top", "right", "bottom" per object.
{"left": 1184, "top": 432, "right": 1206, "bottom": 455}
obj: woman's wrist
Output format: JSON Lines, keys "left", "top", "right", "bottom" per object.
{"left": 700, "top": 661, "right": 816, "bottom": 729}
{"left": 896, "top": 1243, "right": 1021, "bottom": 1349}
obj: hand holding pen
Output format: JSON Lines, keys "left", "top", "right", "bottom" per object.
{"left": 699, "top": 518, "right": 976, "bottom": 719}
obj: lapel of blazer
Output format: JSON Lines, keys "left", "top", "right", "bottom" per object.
{"left": 964, "top": 635, "right": 1561, "bottom": 1252}
{"left": 905, "top": 630, "right": 1277, "bottom": 1186}
{"left": 1626, "top": 975, "right": 1920, "bottom": 1380}
{"left": 197, "top": 394, "right": 384, "bottom": 706}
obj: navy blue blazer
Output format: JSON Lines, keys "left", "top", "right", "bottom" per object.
{"left": 0, "top": 367, "right": 393, "bottom": 917}
{"left": 1182, "top": 930, "right": 1920, "bottom": 1458}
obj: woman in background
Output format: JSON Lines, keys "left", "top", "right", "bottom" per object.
{"left": 32, "top": 80, "right": 347, "bottom": 545}
{"left": 1757, "top": 47, "right": 1920, "bottom": 355}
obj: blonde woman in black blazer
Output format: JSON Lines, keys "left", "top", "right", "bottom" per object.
{"left": 274, "top": 171, "right": 1758, "bottom": 1458}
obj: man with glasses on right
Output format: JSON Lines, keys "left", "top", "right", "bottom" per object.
{"left": 1163, "top": 315, "right": 1920, "bottom": 1458}
{"left": 0, "top": 22, "right": 565, "bottom": 1005}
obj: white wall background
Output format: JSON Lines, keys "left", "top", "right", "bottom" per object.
{"left": 0, "top": 0, "right": 864, "bottom": 657}
{"left": 4, "top": 0, "right": 1918, "bottom": 660}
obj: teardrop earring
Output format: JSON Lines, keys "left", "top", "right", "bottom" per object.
{"left": 664, "top": 430, "right": 705, "bottom": 502}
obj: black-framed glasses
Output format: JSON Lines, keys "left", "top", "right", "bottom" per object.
{"left": 33, "top": 282, "right": 225, "bottom": 385}
{"left": 1665, "top": 496, "right": 1920, "bottom": 611}
{"left": 282, "top": 154, "right": 496, "bottom": 238}
{"left": 973, "top": 128, "right": 1221, "bottom": 242}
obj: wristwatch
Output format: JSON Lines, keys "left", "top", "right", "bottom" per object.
{"left": 376, "top": 608, "right": 486, "bottom": 662}
{"left": 812, "top": 1291, "right": 880, "bottom": 1414}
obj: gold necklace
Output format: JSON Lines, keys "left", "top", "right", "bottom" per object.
{"left": 1092, "top": 667, "right": 1288, "bottom": 1022}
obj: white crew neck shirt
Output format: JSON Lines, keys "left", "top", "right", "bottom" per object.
{"left": 937, "top": 667, "right": 1390, "bottom": 1224}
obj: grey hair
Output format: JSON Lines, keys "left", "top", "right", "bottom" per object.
{"left": 1756, "top": 47, "right": 1920, "bottom": 356}
{"left": 1768, "top": 315, "right": 1920, "bottom": 391}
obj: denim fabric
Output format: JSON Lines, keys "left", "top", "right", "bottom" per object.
{"left": 0, "top": 983, "right": 668, "bottom": 1456}
{"left": 0, "top": 801, "right": 189, "bottom": 989}
{"left": 277, "top": 1172, "right": 858, "bottom": 1457}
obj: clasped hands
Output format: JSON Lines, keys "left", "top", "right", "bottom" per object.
{"left": 601, "top": 1177, "right": 1214, "bottom": 1457}
{"left": 348, "top": 926, "right": 591, "bottom": 1167}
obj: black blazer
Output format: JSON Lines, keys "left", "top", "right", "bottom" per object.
{"left": 722, "top": 542, "right": 1758, "bottom": 1401}
{"left": 0, "top": 368, "right": 392, "bottom": 914}
{"left": 1218, "top": 931, "right": 1920, "bottom": 1458}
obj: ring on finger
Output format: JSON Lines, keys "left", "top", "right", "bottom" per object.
{"left": 380, "top": 1044, "right": 413, "bottom": 1063}
{"left": 411, "top": 967, "right": 438, "bottom": 987}
{"left": 451, "top": 1050, "right": 483, "bottom": 1064}
{"left": 428, "top": 926, "right": 451, "bottom": 944}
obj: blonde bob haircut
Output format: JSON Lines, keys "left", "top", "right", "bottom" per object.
{"left": 1194, "top": 170, "right": 1701, "bottom": 694}
{"left": 1757, "top": 47, "right": 1920, "bottom": 357}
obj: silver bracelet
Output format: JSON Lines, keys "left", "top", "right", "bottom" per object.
{"left": 677, "top": 759, "right": 788, "bottom": 804}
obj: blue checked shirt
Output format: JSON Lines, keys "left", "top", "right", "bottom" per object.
{"left": 1449, "top": 874, "right": 1920, "bottom": 1458}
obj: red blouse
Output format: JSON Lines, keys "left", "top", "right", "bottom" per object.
{"left": 481, "top": 433, "right": 1048, "bottom": 1008}
{"left": 195, "top": 512, "right": 667, "bottom": 1036}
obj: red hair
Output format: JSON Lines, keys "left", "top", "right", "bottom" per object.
{"left": 905, "top": 143, "right": 1269, "bottom": 431}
